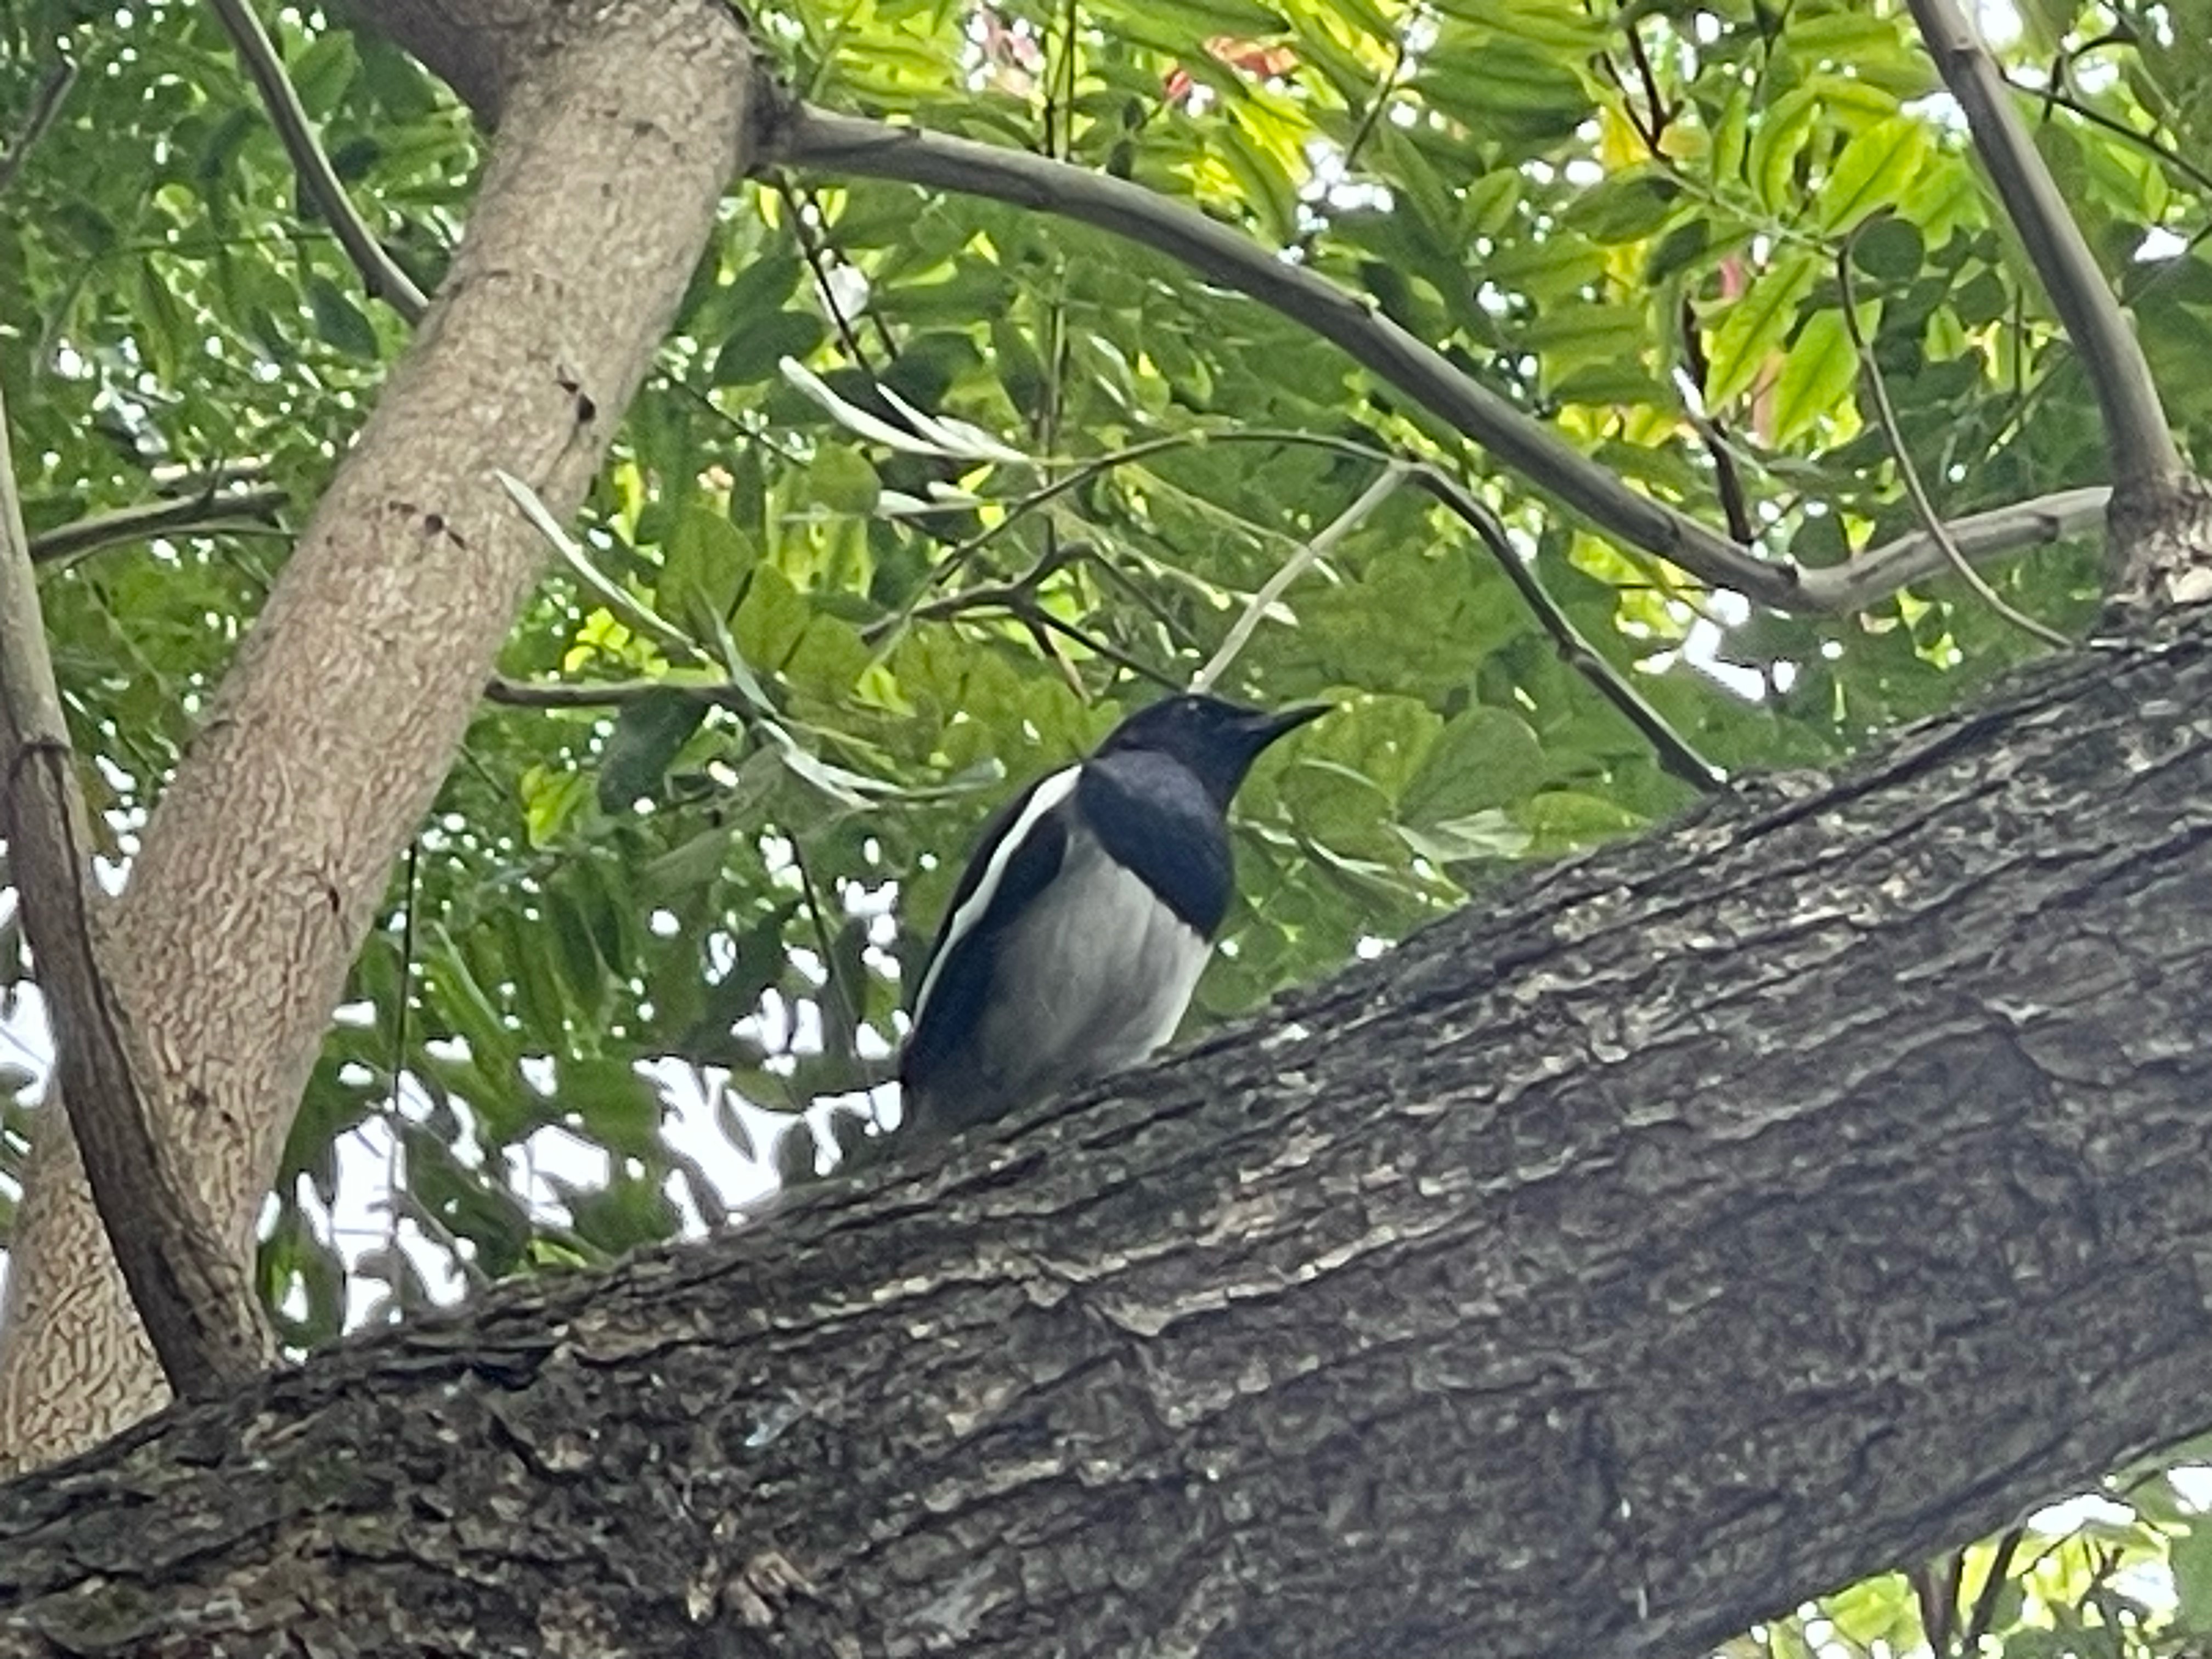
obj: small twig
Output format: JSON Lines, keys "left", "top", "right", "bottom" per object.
{"left": 1410, "top": 467, "right": 1724, "bottom": 792}
{"left": 1622, "top": 20, "right": 1672, "bottom": 147}
{"left": 1837, "top": 234, "right": 2072, "bottom": 648}
{"left": 663, "top": 1139, "right": 732, "bottom": 1231}
{"left": 1600, "top": 18, "right": 1672, "bottom": 155}
{"left": 1336, "top": 33, "right": 1408, "bottom": 182}
{"left": 27, "top": 485, "right": 290, "bottom": 566}
{"left": 387, "top": 1182, "right": 493, "bottom": 1294}
{"left": 482, "top": 673, "right": 757, "bottom": 710}
{"left": 204, "top": 0, "right": 429, "bottom": 323}
{"left": 780, "top": 179, "right": 873, "bottom": 369}
{"left": 2017, "top": 76, "right": 2212, "bottom": 198}
{"left": 1961, "top": 1526, "right": 2025, "bottom": 1650}
{"left": 1908, "top": 1562, "right": 1951, "bottom": 1655}
{"left": 0, "top": 382, "right": 270, "bottom": 1398}
{"left": 1191, "top": 461, "right": 1409, "bottom": 692}
{"left": 1679, "top": 297, "right": 1757, "bottom": 544}
{"left": 1905, "top": 0, "right": 2181, "bottom": 496}
{"left": 788, "top": 832, "right": 862, "bottom": 1069}
{"left": 1008, "top": 594, "right": 1181, "bottom": 689}
{"left": 0, "top": 53, "right": 77, "bottom": 198}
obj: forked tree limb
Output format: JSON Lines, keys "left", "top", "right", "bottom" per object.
{"left": 0, "top": 0, "right": 755, "bottom": 1472}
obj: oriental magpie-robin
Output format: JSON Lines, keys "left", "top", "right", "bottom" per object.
{"left": 898, "top": 693, "right": 1324, "bottom": 1141}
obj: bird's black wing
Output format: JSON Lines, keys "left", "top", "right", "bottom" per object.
{"left": 899, "top": 771, "right": 1075, "bottom": 1092}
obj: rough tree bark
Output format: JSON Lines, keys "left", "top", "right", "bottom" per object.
{"left": 0, "top": 0, "right": 751, "bottom": 1471}
{"left": 8, "top": 600, "right": 2212, "bottom": 1658}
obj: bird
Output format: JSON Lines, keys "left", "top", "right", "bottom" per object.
{"left": 898, "top": 692, "right": 1325, "bottom": 1142}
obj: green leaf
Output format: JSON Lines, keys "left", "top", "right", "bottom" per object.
{"left": 1565, "top": 170, "right": 1683, "bottom": 244}
{"left": 1769, "top": 307, "right": 1864, "bottom": 444}
{"left": 1706, "top": 249, "right": 1819, "bottom": 408}
{"left": 1748, "top": 87, "right": 1821, "bottom": 212}
{"left": 1417, "top": 38, "right": 1590, "bottom": 145}
{"left": 711, "top": 310, "right": 828, "bottom": 386}
{"left": 1101, "top": 0, "right": 1287, "bottom": 45}
{"left": 565, "top": 1173, "right": 680, "bottom": 1254}
{"left": 1819, "top": 117, "right": 1932, "bottom": 232}
{"left": 521, "top": 765, "right": 594, "bottom": 849}
{"left": 596, "top": 690, "right": 710, "bottom": 812}
{"left": 306, "top": 275, "right": 380, "bottom": 358}
{"left": 805, "top": 444, "right": 881, "bottom": 517}
{"left": 558, "top": 1058, "right": 664, "bottom": 1159}
{"left": 1401, "top": 706, "right": 1549, "bottom": 823}
{"left": 1851, "top": 215, "right": 1926, "bottom": 281}
{"left": 659, "top": 505, "right": 754, "bottom": 632}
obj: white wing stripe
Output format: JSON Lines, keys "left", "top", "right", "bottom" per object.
{"left": 912, "top": 764, "right": 1082, "bottom": 1024}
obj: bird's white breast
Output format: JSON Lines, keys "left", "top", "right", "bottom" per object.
{"left": 972, "top": 816, "right": 1212, "bottom": 1108}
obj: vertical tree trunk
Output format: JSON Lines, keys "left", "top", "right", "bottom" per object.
{"left": 0, "top": 0, "right": 754, "bottom": 1472}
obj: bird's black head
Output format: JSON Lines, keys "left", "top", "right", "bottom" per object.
{"left": 1094, "top": 693, "right": 1327, "bottom": 808}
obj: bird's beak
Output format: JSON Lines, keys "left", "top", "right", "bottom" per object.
{"left": 1250, "top": 702, "right": 1329, "bottom": 749}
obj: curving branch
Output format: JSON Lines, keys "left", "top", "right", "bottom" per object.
{"left": 764, "top": 101, "right": 2124, "bottom": 620}
{"left": 205, "top": 0, "right": 430, "bottom": 323}
{"left": 0, "top": 387, "right": 270, "bottom": 1402}
{"left": 1837, "top": 239, "right": 2072, "bottom": 648}
{"left": 25, "top": 486, "right": 290, "bottom": 566}
{"left": 760, "top": 102, "right": 1792, "bottom": 608}
{"left": 1905, "top": 0, "right": 2182, "bottom": 501}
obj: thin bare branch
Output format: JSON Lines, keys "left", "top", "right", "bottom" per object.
{"left": 763, "top": 102, "right": 1792, "bottom": 608}
{"left": 0, "top": 386, "right": 270, "bottom": 1401}
{"left": 1962, "top": 1526, "right": 2025, "bottom": 1651}
{"left": 1410, "top": 469, "right": 1724, "bottom": 793}
{"left": 1837, "top": 239, "right": 2072, "bottom": 648}
{"left": 1192, "top": 462, "right": 1410, "bottom": 693}
{"left": 205, "top": 0, "right": 430, "bottom": 323}
{"left": 26, "top": 486, "right": 290, "bottom": 566}
{"left": 2017, "top": 76, "right": 2212, "bottom": 199}
{"left": 1678, "top": 298, "right": 1757, "bottom": 545}
{"left": 1905, "top": 0, "right": 2182, "bottom": 498}
{"left": 0, "top": 53, "right": 76, "bottom": 198}
{"left": 483, "top": 674, "right": 748, "bottom": 709}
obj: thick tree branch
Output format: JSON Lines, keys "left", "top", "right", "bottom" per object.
{"left": 767, "top": 103, "right": 2117, "bottom": 619}
{"left": 1905, "top": 0, "right": 2183, "bottom": 504}
{"left": 0, "top": 392, "right": 270, "bottom": 1400}
{"left": 10, "top": 613, "right": 2212, "bottom": 1656}
{"left": 0, "top": 0, "right": 754, "bottom": 1471}
{"left": 207, "top": 0, "right": 428, "bottom": 321}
